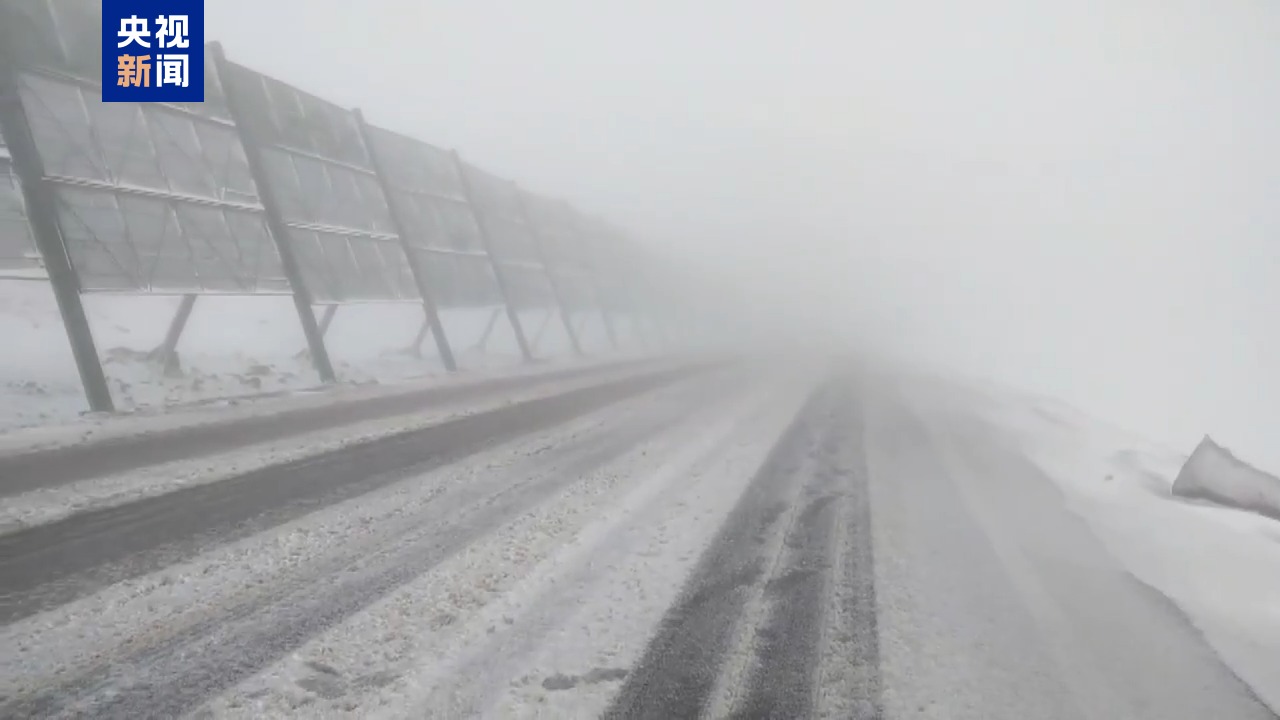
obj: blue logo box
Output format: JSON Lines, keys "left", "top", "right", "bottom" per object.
{"left": 101, "top": 0, "right": 205, "bottom": 103}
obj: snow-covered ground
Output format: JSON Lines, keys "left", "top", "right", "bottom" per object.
{"left": 0, "top": 360, "right": 672, "bottom": 535}
{"left": 1173, "top": 437, "right": 1280, "bottom": 523}
{"left": 195, "top": 376, "right": 811, "bottom": 719}
{"left": 0, "top": 278, "right": 640, "bottom": 433}
{"left": 0, "top": 357, "right": 655, "bottom": 462}
{"left": 0, "top": 380, "right": 755, "bottom": 711}
{"left": 909, "top": 378, "right": 1280, "bottom": 713}
{"left": 2, "top": 361, "right": 1276, "bottom": 718}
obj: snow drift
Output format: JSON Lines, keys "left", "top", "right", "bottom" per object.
{"left": 1173, "top": 436, "right": 1280, "bottom": 522}
{"left": 0, "top": 279, "right": 631, "bottom": 433}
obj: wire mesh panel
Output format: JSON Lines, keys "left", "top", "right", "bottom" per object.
{"left": 571, "top": 214, "right": 635, "bottom": 315}
{"left": 4, "top": 0, "right": 229, "bottom": 120}
{"left": 501, "top": 263, "right": 558, "bottom": 311}
{"left": 13, "top": 67, "right": 289, "bottom": 293}
{"left": 517, "top": 191, "right": 607, "bottom": 317}
{"left": 518, "top": 191, "right": 587, "bottom": 271}
{"left": 415, "top": 252, "right": 505, "bottom": 309}
{"left": 551, "top": 271, "right": 600, "bottom": 314}
{"left": 0, "top": 130, "right": 43, "bottom": 278}
{"left": 218, "top": 61, "right": 419, "bottom": 303}
{"left": 0, "top": 0, "right": 293, "bottom": 295}
{"left": 362, "top": 125, "right": 505, "bottom": 308}
{"left": 458, "top": 162, "right": 543, "bottom": 266}
{"left": 1, "top": 0, "right": 102, "bottom": 83}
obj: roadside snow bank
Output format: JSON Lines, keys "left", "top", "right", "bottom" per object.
{"left": 1173, "top": 437, "right": 1280, "bottom": 522}
{"left": 0, "top": 279, "right": 638, "bottom": 433}
{"left": 0, "top": 361, "right": 667, "bottom": 535}
{"left": 0, "top": 353, "right": 645, "bottom": 458}
{"left": 953, "top": 386, "right": 1280, "bottom": 715}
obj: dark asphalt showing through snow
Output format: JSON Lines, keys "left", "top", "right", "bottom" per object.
{"left": 0, "top": 364, "right": 704, "bottom": 624}
{"left": 606, "top": 377, "right": 881, "bottom": 720}
{"left": 5, "top": 371, "right": 730, "bottom": 720}
{"left": 1, "top": 363, "right": 1275, "bottom": 720}
{"left": 0, "top": 358, "right": 655, "bottom": 498}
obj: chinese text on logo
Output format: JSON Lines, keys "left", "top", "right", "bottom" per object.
{"left": 101, "top": 0, "right": 205, "bottom": 103}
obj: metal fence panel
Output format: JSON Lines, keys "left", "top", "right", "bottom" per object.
{"left": 459, "top": 162, "right": 519, "bottom": 220}
{"left": 2, "top": 0, "right": 286, "bottom": 294}
{"left": 361, "top": 125, "right": 510, "bottom": 311}
{"left": 219, "top": 61, "right": 419, "bottom": 303}
{"left": 362, "top": 127, "right": 486, "bottom": 254}
{"left": 458, "top": 162, "right": 543, "bottom": 265}
{"left": 4, "top": 0, "right": 233, "bottom": 118}
{"left": 409, "top": 250, "right": 504, "bottom": 309}
{"left": 574, "top": 215, "right": 638, "bottom": 314}
{"left": 2, "top": 0, "right": 652, "bottom": 356}
{"left": 501, "top": 263, "right": 557, "bottom": 309}
{"left": 484, "top": 215, "right": 544, "bottom": 266}
{"left": 363, "top": 127, "right": 468, "bottom": 204}
{"left": 12, "top": 64, "right": 290, "bottom": 293}
{"left": 519, "top": 191, "right": 583, "bottom": 269}
{"left": 550, "top": 271, "right": 598, "bottom": 313}
{"left": 419, "top": 198, "right": 487, "bottom": 254}
{"left": 0, "top": 131, "right": 44, "bottom": 278}
{"left": 1, "top": 0, "right": 101, "bottom": 83}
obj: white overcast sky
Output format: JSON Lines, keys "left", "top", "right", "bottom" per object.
{"left": 209, "top": 1, "right": 1280, "bottom": 470}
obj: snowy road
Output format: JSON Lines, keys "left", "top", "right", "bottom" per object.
{"left": 0, "top": 362, "right": 1274, "bottom": 719}
{"left": 0, "top": 357, "right": 660, "bottom": 497}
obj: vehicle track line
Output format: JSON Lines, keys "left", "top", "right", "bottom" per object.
{"left": 1, "top": 371, "right": 738, "bottom": 719}
{"left": 602, "top": 382, "right": 835, "bottom": 720}
{"left": 0, "top": 364, "right": 709, "bottom": 624}
{"left": 0, "top": 358, "right": 665, "bottom": 497}
{"left": 605, "top": 375, "right": 882, "bottom": 720}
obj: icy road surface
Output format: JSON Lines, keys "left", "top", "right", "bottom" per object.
{"left": 0, "top": 363, "right": 1274, "bottom": 719}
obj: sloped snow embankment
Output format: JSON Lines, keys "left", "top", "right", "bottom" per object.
{"left": 961, "top": 387, "right": 1280, "bottom": 714}
{"left": 0, "top": 279, "right": 631, "bottom": 432}
{"left": 0, "top": 361, "right": 664, "bottom": 535}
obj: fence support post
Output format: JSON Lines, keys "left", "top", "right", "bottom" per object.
{"left": 513, "top": 184, "right": 583, "bottom": 357}
{"left": 317, "top": 303, "right": 338, "bottom": 337}
{"left": 353, "top": 109, "right": 457, "bottom": 372}
{"left": 0, "top": 53, "right": 114, "bottom": 412}
{"left": 564, "top": 205, "right": 619, "bottom": 350}
{"left": 530, "top": 308, "right": 555, "bottom": 354}
{"left": 148, "top": 293, "right": 197, "bottom": 374}
{"left": 450, "top": 149, "right": 533, "bottom": 362}
{"left": 209, "top": 42, "right": 336, "bottom": 384}
{"left": 406, "top": 315, "right": 431, "bottom": 357}
{"left": 473, "top": 306, "right": 503, "bottom": 353}
{"left": 624, "top": 278, "right": 654, "bottom": 350}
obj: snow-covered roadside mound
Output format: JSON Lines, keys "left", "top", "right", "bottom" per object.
{"left": 0, "top": 360, "right": 669, "bottom": 535}
{"left": 0, "top": 279, "right": 633, "bottom": 433}
{"left": 959, "top": 387, "right": 1280, "bottom": 714}
{"left": 1173, "top": 437, "right": 1280, "bottom": 523}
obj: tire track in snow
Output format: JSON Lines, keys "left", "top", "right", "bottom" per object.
{"left": 0, "top": 369, "right": 737, "bottom": 719}
{"left": 605, "top": 375, "right": 880, "bottom": 720}
{"left": 0, "top": 396, "right": 654, "bottom": 711}
{"left": 0, "top": 357, "right": 660, "bottom": 497}
{"left": 814, "top": 387, "right": 881, "bottom": 720}
{"left": 0, "top": 364, "right": 703, "bottom": 624}
{"left": 0, "top": 360, "right": 676, "bottom": 536}
{"left": 392, "top": 380, "right": 814, "bottom": 719}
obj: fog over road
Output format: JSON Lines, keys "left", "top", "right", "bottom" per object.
{"left": 0, "top": 362, "right": 1271, "bottom": 719}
